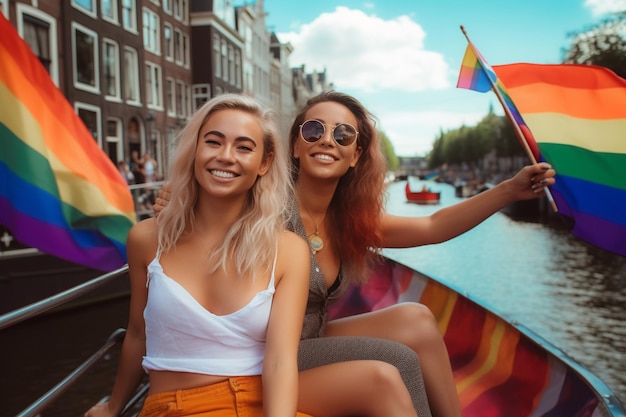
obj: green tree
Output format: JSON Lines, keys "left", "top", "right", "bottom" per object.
{"left": 379, "top": 130, "right": 399, "bottom": 171}
{"left": 562, "top": 12, "right": 626, "bottom": 78}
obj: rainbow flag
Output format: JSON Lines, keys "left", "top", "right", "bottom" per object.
{"left": 0, "top": 14, "right": 135, "bottom": 271}
{"left": 457, "top": 42, "right": 540, "bottom": 160}
{"left": 457, "top": 41, "right": 626, "bottom": 257}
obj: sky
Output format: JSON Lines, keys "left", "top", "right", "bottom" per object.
{"left": 262, "top": 0, "right": 626, "bottom": 156}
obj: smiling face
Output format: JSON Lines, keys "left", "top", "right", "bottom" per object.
{"left": 293, "top": 101, "right": 362, "bottom": 181}
{"left": 194, "top": 109, "right": 272, "bottom": 200}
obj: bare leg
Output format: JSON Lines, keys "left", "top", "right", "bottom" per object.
{"left": 298, "top": 336, "right": 431, "bottom": 417}
{"left": 325, "top": 302, "right": 462, "bottom": 417}
{"left": 298, "top": 360, "right": 417, "bottom": 417}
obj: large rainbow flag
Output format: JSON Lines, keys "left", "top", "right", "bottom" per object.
{"left": 0, "top": 14, "right": 135, "bottom": 271}
{"left": 457, "top": 40, "right": 626, "bottom": 257}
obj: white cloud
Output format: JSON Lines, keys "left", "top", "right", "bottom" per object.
{"left": 584, "top": 0, "right": 626, "bottom": 16}
{"left": 277, "top": 7, "right": 450, "bottom": 93}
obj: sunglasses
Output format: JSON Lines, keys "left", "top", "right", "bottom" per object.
{"left": 299, "top": 119, "right": 359, "bottom": 146}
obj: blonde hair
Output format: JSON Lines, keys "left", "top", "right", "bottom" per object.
{"left": 156, "top": 94, "right": 291, "bottom": 276}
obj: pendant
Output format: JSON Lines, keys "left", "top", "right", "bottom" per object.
{"left": 308, "top": 233, "right": 324, "bottom": 254}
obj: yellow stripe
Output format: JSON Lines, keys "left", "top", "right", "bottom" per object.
{"left": 456, "top": 318, "right": 520, "bottom": 406}
{"left": 0, "top": 84, "right": 135, "bottom": 222}
{"left": 420, "top": 281, "right": 457, "bottom": 334}
{"left": 524, "top": 113, "right": 626, "bottom": 153}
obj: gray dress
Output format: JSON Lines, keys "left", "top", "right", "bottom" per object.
{"left": 288, "top": 199, "right": 432, "bottom": 417}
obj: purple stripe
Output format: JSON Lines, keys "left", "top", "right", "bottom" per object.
{"left": 1, "top": 202, "right": 126, "bottom": 271}
{"left": 552, "top": 191, "right": 626, "bottom": 256}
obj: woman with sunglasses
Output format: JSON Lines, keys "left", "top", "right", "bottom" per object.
{"left": 288, "top": 91, "right": 555, "bottom": 417}
{"left": 155, "top": 91, "right": 555, "bottom": 417}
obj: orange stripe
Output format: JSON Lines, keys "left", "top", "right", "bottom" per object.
{"left": 420, "top": 281, "right": 457, "bottom": 335}
{"left": 455, "top": 317, "right": 520, "bottom": 407}
{"left": 496, "top": 63, "right": 626, "bottom": 90}
{"left": 0, "top": 31, "right": 132, "bottom": 212}
{"left": 505, "top": 83, "right": 626, "bottom": 119}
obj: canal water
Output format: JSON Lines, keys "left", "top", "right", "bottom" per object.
{"left": 1, "top": 180, "right": 625, "bottom": 416}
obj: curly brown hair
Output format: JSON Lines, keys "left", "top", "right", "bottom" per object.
{"left": 289, "top": 91, "right": 388, "bottom": 283}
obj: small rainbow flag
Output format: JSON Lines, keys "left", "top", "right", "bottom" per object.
{"left": 457, "top": 39, "right": 626, "bottom": 257}
{"left": 0, "top": 14, "right": 136, "bottom": 271}
{"left": 457, "top": 41, "right": 540, "bottom": 160}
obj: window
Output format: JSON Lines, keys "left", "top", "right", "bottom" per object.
{"left": 221, "top": 40, "right": 228, "bottom": 81}
{"left": 101, "top": 0, "right": 118, "bottom": 24}
{"left": 103, "top": 39, "right": 121, "bottom": 100}
{"left": 213, "top": 34, "right": 221, "bottom": 78}
{"left": 143, "top": 8, "right": 160, "bottom": 54}
{"left": 122, "top": 0, "right": 137, "bottom": 32}
{"left": 186, "top": 84, "right": 192, "bottom": 117}
{"left": 75, "top": 102, "right": 102, "bottom": 147}
{"left": 106, "top": 118, "right": 123, "bottom": 165}
{"left": 193, "top": 84, "right": 210, "bottom": 110}
{"left": 228, "top": 45, "right": 234, "bottom": 85}
{"left": 72, "top": 0, "right": 96, "bottom": 16}
{"left": 176, "top": 80, "right": 184, "bottom": 117}
{"left": 182, "top": 33, "right": 189, "bottom": 67}
{"left": 166, "top": 77, "right": 175, "bottom": 116}
{"left": 164, "top": 23, "right": 173, "bottom": 61}
{"left": 73, "top": 22, "right": 99, "bottom": 93}
{"left": 163, "top": 0, "right": 172, "bottom": 15}
{"left": 22, "top": 15, "right": 51, "bottom": 73}
{"left": 174, "top": 28, "right": 182, "bottom": 65}
{"left": 234, "top": 50, "right": 241, "bottom": 88}
{"left": 16, "top": 5, "right": 59, "bottom": 85}
{"left": 1, "top": 1, "right": 8, "bottom": 17}
{"left": 124, "top": 46, "right": 141, "bottom": 104}
{"left": 145, "top": 62, "right": 163, "bottom": 109}
{"left": 174, "top": 0, "right": 184, "bottom": 21}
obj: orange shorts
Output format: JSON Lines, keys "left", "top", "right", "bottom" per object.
{"left": 138, "top": 376, "right": 312, "bottom": 417}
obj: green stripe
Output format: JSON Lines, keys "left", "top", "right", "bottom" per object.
{"left": 1, "top": 123, "right": 133, "bottom": 244}
{"left": 539, "top": 143, "right": 626, "bottom": 191}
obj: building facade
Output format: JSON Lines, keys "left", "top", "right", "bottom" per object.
{"left": 2, "top": 0, "right": 330, "bottom": 180}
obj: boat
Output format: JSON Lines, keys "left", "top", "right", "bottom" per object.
{"left": 330, "top": 257, "right": 626, "bottom": 417}
{"left": 405, "top": 181, "right": 441, "bottom": 204}
{"left": 2, "top": 256, "right": 624, "bottom": 417}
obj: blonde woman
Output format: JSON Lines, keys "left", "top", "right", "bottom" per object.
{"left": 85, "top": 94, "right": 310, "bottom": 417}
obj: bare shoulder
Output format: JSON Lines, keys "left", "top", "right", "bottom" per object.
{"left": 278, "top": 229, "right": 309, "bottom": 257}
{"left": 127, "top": 217, "right": 158, "bottom": 258}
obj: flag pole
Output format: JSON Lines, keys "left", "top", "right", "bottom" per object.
{"left": 460, "top": 25, "right": 558, "bottom": 212}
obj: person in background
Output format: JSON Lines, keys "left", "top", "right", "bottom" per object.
{"left": 143, "top": 152, "right": 157, "bottom": 183}
{"left": 156, "top": 90, "right": 556, "bottom": 417}
{"left": 117, "top": 160, "right": 135, "bottom": 185}
{"left": 84, "top": 94, "right": 311, "bottom": 417}
{"left": 131, "top": 150, "right": 146, "bottom": 184}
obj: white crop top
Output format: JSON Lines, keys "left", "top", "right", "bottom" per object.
{"left": 142, "top": 255, "right": 276, "bottom": 376}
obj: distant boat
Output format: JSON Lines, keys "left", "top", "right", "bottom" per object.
{"left": 405, "top": 181, "right": 441, "bottom": 204}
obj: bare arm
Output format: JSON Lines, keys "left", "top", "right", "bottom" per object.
{"left": 263, "top": 231, "right": 310, "bottom": 417}
{"left": 84, "top": 220, "right": 156, "bottom": 417}
{"left": 382, "top": 163, "right": 556, "bottom": 248}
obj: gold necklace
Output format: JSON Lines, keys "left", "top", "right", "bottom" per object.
{"left": 303, "top": 205, "right": 325, "bottom": 255}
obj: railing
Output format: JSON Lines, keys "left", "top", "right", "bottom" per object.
{"left": 0, "top": 182, "right": 163, "bottom": 416}
{"left": 0, "top": 264, "right": 148, "bottom": 416}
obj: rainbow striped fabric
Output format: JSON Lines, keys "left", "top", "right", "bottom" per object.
{"left": 0, "top": 14, "right": 135, "bottom": 271}
{"left": 330, "top": 258, "right": 615, "bottom": 417}
{"left": 457, "top": 42, "right": 626, "bottom": 257}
